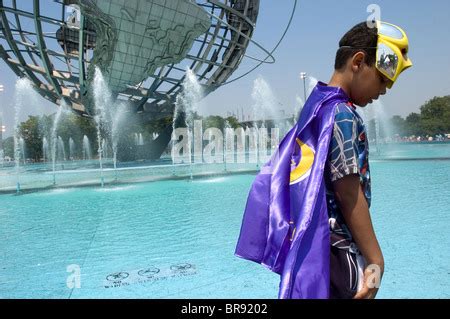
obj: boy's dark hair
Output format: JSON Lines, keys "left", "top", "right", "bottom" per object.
{"left": 334, "top": 22, "right": 378, "bottom": 70}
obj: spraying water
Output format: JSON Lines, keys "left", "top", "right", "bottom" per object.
{"left": 19, "top": 137, "right": 25, "bottom": 165}
{"left": 251, "top": 75, "right": 279, "bottom": 125}
{"left": 138, "top": 133, "right": 142, "bottom": 146}
{"left": 251, "top": 76, "right": 287, "bottom": 162}
{"left": 92, "top": 67, "right": 114, "bottom": 187}
{"left": 13, "top": 78, "right": 34, "bottom": 193}
{"left": 111, "top": 102, "right": 127, "bottom": 180}
{"left": 69, "top": 137, "right": 75, "bottom": 161}
{"left": 253, "top": 124, "right": 259, "bottom": 167}
{"left": 57, "top": 136, "right": 66, "bottom": 162}
{"left": 83, "top": 135, "right": 92, "bottom": 160}
{"left": 224, "top": 120, "right": 232, "bottom": 171}
{"left": 244, "top": 125, "right": 256, "bottom": 165}
{"left": 294, "top": 94, "right": 304, "bottom": 120}
{"left": 172, "top": 69, "right": 204, "bottom": 180}
{"left": 259, "top": 121, "right": 270, "bottom": 164}
{"left": 102, "top": 138, "right": 108, "bottom": 160}
{"left": 50, "top": 103, "right": 68, "bottom": 185}
{"left": 42, "top": 137, "right": 49, "bottom": 162}
{"left": 306, "top": 76, "right": 318, "bottom": 99}
{"left": 360, "top": 99, "right": 394, "bottom": 156}
{"left": 372, "top": 100, "right": 394, "bottom": 142}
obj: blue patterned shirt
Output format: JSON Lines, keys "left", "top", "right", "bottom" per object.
{"left": 325, "top": 102, "right": 371, "bottom": 253}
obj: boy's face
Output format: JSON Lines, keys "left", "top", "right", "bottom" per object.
{"left": 349, "top": 54, "right": 391, "bottom": 107}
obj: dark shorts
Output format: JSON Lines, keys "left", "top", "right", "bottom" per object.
{"left": 330, "top": 245, "right": 359, "bottom": 299}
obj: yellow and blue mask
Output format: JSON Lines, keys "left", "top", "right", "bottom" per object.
{"left": 340, "top": 21, "right": 413, "bottom": 88}
{"left": 376, "top": 21, "right": 413, "bottom": 88}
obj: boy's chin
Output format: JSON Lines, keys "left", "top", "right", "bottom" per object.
{"left": 354, "top": 99, "right": 373, "bottom": 107}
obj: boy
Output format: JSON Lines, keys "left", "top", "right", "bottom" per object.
{"left": 235, "top": 21, "right": 412, "bottom": 299}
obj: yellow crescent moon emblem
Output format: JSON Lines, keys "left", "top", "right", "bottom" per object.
{"left": 289, "top": 138, "right": 315, "bottom": 185}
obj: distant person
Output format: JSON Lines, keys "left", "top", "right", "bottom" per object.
{"left": 235, "top": 20, "right": 412, "bottom": 299}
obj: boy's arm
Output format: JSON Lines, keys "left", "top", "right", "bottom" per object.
{"left": 332, "top": 173, "right": 384, "bottom": 299}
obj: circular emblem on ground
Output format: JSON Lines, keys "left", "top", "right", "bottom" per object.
{"left": 138, "top": 267, "right": 160, "bottom": 278}
{"left": 106, "top": 272, "right": 129, "bottom": 282}
{"left": 170, "top": 263, "right": 194, "bottom": 271}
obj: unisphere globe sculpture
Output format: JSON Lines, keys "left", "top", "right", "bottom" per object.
{"left": 0, "top": 0, "right": 274, "bottom": 158}
{"left": 0, "top": 0, "right": 267, "bottom": 115}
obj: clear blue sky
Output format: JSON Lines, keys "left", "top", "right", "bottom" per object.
{"left": 1, "top": 0, "right": 450, "bottom": 137}
{"left": 202, "top": 0, "right": 450, "bottom": 118}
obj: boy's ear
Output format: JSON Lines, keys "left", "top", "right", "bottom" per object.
{"left": 351, "top": 51, "right": 365, "bottom": 72}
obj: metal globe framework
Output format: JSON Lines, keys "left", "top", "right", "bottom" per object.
{"left": 0, "top": 0, "right": 267, "bottom": 121}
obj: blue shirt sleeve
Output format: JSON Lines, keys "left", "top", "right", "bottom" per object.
{"left": 328, "top": 104, "right": 360, "bottom": 182}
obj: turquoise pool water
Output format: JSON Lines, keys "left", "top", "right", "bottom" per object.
{"left": 0, "top": 143, "right": 449, "bottom": 298}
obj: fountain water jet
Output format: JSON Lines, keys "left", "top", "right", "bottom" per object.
{"left": 42, "top": 137, "right": 49, "bottom": 162}
{"left": 102, "top": 138, "right": 108, "bottom": 160}
{"left": 224, "top": 120, "right": 231, "bottom": 172}
{"left": 111, "top": 102, "right": 127, "bottom": 181}
{"left": 92, "top": 67, "right": 114, "bottom": 187}
{"left": 295, "top": 94, "right": 304, "bottom": 120}
{"left": 50, "top": 103, "right": 68, "bottom": 185}
{"left": 69, "top": 137, "right": 75, "bottom": 161}
{"left": 172, "top": 69, "right": 204, "bottom": 180}
{"left": 57, "top": 136, "right": 66, "bottom": 162}
{"left": 82, "top": 135, "right": 92, "bottom": 160}
{"left": 19, "top": 137, "right": 25, "bottom": 165}
{"left": 13, "top": 78, "right": 34, "bottom": 193}
{"left": 251, "top": 76, "right": 279, "bottom": 124}
{"left": 306, "top": 76, "right": 318, "bottom": 99}
{"left": 360, "top": 99, "right": 394, "bottom": 157}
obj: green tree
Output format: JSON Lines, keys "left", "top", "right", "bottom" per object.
{"left": 224, "top": 116, "right": 241, "bottom": 129}
{"left": 144, "top": 116, "right": 173, "bottom": 137}
{"left": 366, "top": 118, "right": 376, "bottom": 141}
{"left": 56, "top": 113, "right": 96, "bottom": 158}
{"left": 389, "top": 115, "right": 406, "bottom": 136}
{"left": 404, "top": 112, "right": 422, "bottom": 136}
{"left": 203, "top": 115, "right": 225, "bottom": 131}
{"left": 2, "top": 136, "right": 14, "bottom": 159}
{"left": 419, "top": 96, "right": 450, "bottom": 136}
{"left": 19, "top": 116, "right": 43, "bottom": 161}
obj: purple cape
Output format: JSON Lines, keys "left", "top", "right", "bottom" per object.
{"left": 235, "top": 82, "right": 349, "bottom": 299}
